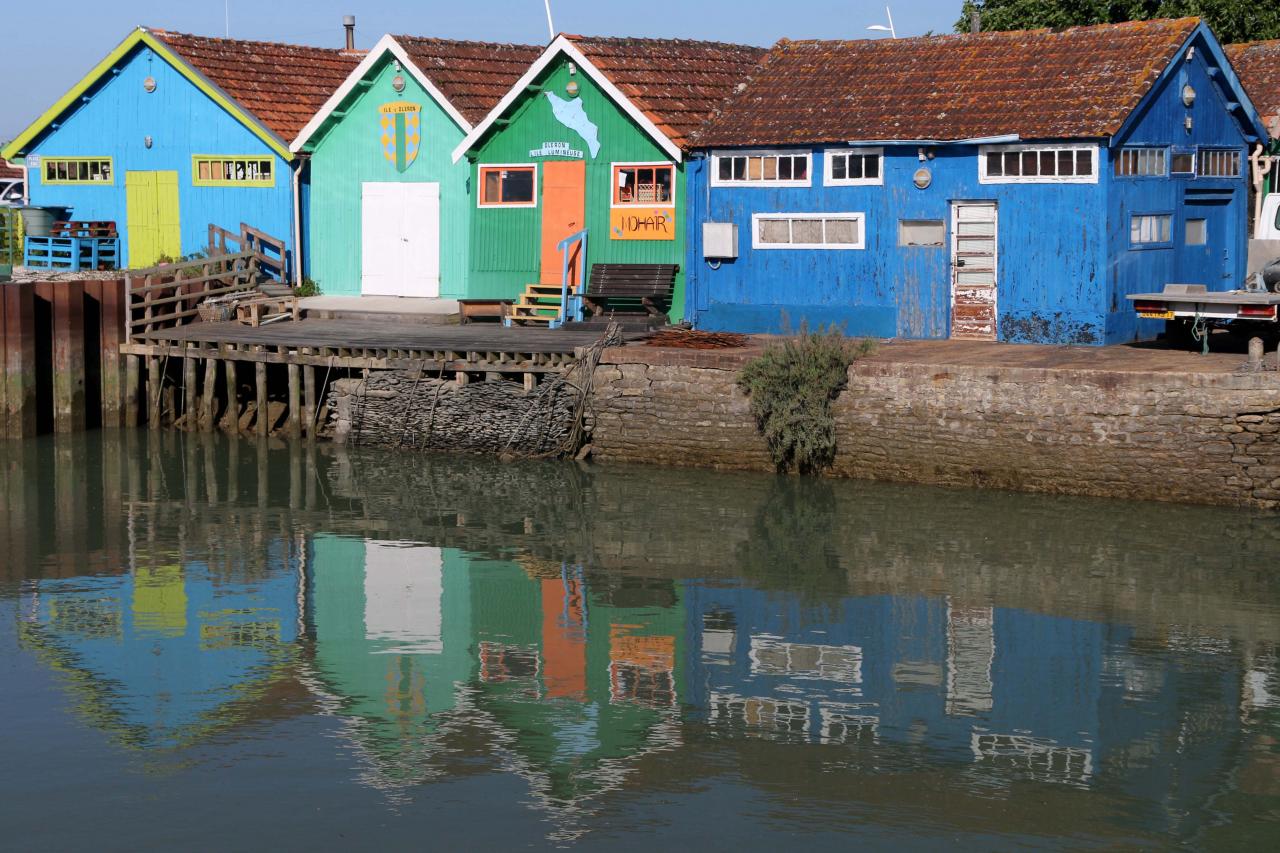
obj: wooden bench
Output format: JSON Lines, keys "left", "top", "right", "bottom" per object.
{"left": 581, "top": 264, "right": 677, "bottom": 319}
{"left": 458, "top": 298, "right": 514, "bottom": 324}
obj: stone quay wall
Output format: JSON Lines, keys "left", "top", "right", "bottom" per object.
{"left": 588, "top": 347, "right": 1280, "bottom": 509}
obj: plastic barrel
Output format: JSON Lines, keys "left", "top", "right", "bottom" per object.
{"left": 17, "top": 206, "right": 62, "bottom": 238}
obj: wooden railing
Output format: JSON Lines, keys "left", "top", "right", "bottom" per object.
{"left": 208, "top": 222, "right": 287, "bottom": 283}
{"left": 127, "top": 251, "right": 260, "bottom": 342}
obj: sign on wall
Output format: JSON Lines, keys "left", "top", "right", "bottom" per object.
{"left": 380, "top": 101, "right": 421, "bottom": 173}
{"left": 529, "top": 142, "right": 584, "bottom": 159}
{"left": 610, "top": 207, "right": 676, "bottom": 241}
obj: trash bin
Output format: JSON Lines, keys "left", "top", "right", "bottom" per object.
{"left": 17, "top": 206, "right": 67, "bottom": 238}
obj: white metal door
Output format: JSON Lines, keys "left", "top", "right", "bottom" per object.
{"left": 950, "top": 202, "right": 998, "bottom": 340}
{"left": 361, "top": 182, "right": 441, "bottom": 297}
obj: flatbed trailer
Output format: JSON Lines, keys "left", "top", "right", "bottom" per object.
{"left": 1127, "top": 284, "right": 1280, "bottom": 348}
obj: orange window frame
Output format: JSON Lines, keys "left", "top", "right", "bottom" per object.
{"left": 613, "top": 163, "right": 675, "bottom": 206}
{"left": 479, "top": 166, "right": 537, "bottom": 206}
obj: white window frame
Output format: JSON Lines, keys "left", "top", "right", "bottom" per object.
{"left": 711, "top": 149, "right": 812, "bottom": 188}
{"left": 978, "top": 143, "right": 1099, "bottom": 185}
{"left": 476, "top": 163, "right": 538, "bottom": 209}
{"left": 610, "top": 161, "right": 677, "bottom": 209}
{"left": 1196, "top": 148, "right": 1241, "bottom": 178}
{"left": 1113, "top": 147, "right": 1168, "bottom": 178}
{"left": 1129, "top": 213, "right": 1173, "bottom": 247}
{"left": 751, "top": 212, "right": 866, "bottom": 250}
{"left": 824, "top": 147, "right": 884, "bottom": 187}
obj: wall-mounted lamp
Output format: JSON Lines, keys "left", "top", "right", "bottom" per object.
{"left": 392, "top": 74, "right": 406, "bottom": 93}
{"left": 143, "top": 76, "right": 157, "bottom": 93}
{"left": 1186, "top": 46, "right": 1196, "bottom": 62}
{"left": 568, "top": 62, "right": 577, "bottom": 75}
{"left": 566, "top": 80, "right": 580, "bottom": 97}
{"left": 913, "top": 167, "right": 932, "bottom": 189}
{"left": 917, "top": 146, "right": 935, "bottom": 162}
{"left": 1184, "top": 114, "right": 1194, "bottom": 133}
{"left": 1182, "top": 84, "right": 1196, "bottom": 108}
{"left": 393, "top": 59, "right": 402, "bottom": 72}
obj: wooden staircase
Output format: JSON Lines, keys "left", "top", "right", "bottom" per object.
{"left": 508, "top": 281, "right": 573, "bottom": 325}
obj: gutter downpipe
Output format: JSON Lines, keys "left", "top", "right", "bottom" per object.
{"left": 291, "top": 155, "right": 305, "bottom": 288}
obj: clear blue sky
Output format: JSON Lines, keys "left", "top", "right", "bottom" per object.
{"left": 0, "top": 0, "right": 964, "bottom": 140}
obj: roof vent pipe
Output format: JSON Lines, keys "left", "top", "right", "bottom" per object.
{"left": 343, "top": 15, "right": 356, "bottom": 50}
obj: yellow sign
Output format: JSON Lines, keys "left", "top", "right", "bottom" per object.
{"left": 610, "top": 207, "right": 676, "bottom": 241}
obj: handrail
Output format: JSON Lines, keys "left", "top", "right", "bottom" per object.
{"left": 556, "top": 228, "right": 588, "bottom": 328}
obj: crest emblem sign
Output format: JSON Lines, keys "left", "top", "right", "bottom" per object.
{"left": 380, "top": 101, "right": 421, "bottom": 172}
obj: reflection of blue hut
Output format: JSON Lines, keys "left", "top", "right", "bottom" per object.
{"left": 18, "top": 544, "right": 301, "bottom": 750}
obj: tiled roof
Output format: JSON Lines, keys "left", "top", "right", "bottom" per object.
{"left": 1227, "top": 39, "right": 1280, "bottom": 137}
{"left": 1, "top": 160, "right": 23, "bottom": 181}
{"left": 150, "top": 29, "right": 362, "bottom": 141}
{"left": 565, "top": 36, "right": 768, "bottom": 149}
{"left": 693, "top": 18, "right": 1202, "bottom": 148}
{"left": 393, "top": 36, "right": 543, "bottom": 126}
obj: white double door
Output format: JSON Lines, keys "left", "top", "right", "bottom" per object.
{"left": 361, "top": 182, "right": 440, "bottom": 297}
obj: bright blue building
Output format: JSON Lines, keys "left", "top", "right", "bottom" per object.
{"left": 685, "top": 19, "right": 1269, "bottom": 344}
{"left": 0, "top": 28, "right": 356, "bottom": 270}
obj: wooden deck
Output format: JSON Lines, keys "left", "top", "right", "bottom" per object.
{"left": 122, "top": 318, "right": 626, "bottom": 372}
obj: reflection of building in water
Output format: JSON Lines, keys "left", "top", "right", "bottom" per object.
{"left": 945, "top": 601, "right": 994, "bottom": 716}
{"left": 19, "top": 539, "right": 302, "bottom": 751}
{"left": 971, "top": 732, "right": 1094, "bottom": 788}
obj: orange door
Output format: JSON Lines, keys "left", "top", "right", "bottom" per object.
{"left": 540, "top": 160, "right": 586, "bottom": 286}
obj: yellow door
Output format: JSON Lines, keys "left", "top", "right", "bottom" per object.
{"left": 126, "top": 171, "right": 181, "bottom": 268}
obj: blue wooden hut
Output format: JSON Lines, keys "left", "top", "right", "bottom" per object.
{"left": 0, "top": 28, "right": 357, "bottom": 270}
{"left": 684, "top": 19, "right": 1269, "bottom": 344}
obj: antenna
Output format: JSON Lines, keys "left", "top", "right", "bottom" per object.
{"left": 225, "top": 1, "right": 230, "bottom": 38}
{"left": 543, "top": 0, "right": 556, "bottom": 42}
{"left": 867, "top": 5, "right": 897, "bottom": 39}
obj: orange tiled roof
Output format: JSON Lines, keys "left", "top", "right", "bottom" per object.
{"left": 565, "top": 35, "right": 768, "bottom": 149}
{"left": 1, "top": 160, "right": 23, "bottom": 181}
{"left": 150, "top": 29, "right": 362, "bottom": 142}
{"left": 694, "top": 18, "right": 1202, "bottom": 148}
{"left": 1227, "top": 39, "right": 1280, "bottom": 138}
{"left": 393, "top": 36, "right": 543, "bottom": 126}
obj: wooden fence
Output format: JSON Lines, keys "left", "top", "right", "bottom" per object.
{"left": 127, "top": 250, "right": 261, "bottom": 342}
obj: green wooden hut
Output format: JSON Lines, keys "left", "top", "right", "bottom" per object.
{"left": 292, "top": 35, "right": 540, "bottom": 298}
{"left": 451, "top": 35, "right": 765, "bottom": 322}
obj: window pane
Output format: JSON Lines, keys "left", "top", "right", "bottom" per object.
{"left": 503, "top": 169, "right": 534, "bottom": 203}
{"left": 759, "top": 219, "right": 790, "bottom": 244}
{"left": 1186, "top": 218, "right": 1206, "bottom": 245}
{"left": 1172, "top": 153, "right": 1193, "bottom": 173}
{"left": 825, "top": 218, "right": 858, "bottom": 244}
{"left": 655, "top": 167, "right": 672, "bottom": 203}
{"left": 864, "top": 155, "right": 879, "bottom": 180}
{"left": 1004, "top": 152, "right": 1021, "bottom": 176}
{"left": 763, "top": 157, "right": 778, "bottom": 180}
{"left": 1057, "top": 150, "right": 1074, "bottom": 176}
{"left": 793, "top": 157, "right": 808, "bottom": 180}
{"left": 1076, "top": 149, "right": 1092, "bottom": 176}
{"left": 717, "top": 158, "right": 731, "bottom": 181}
{"left": 483, "top": 170, "right": 501, "bottom": 202}
{"left": 899, "top": 219, "right": 945, "bottom": 247}
{"left": 779, "top": 157, "right": 792, "bottom": 180}
{"left": 748, "top": 157, "right": 763, "bottom": 180}
{"left": 733, "top": 157, "right": 746, "bottom": 181}
{"left": 986, "top": 152, "right": 1003, "bottom": 177}
{"left": 792, "top": 219, "right": 822, "bottom": 244}
{"left": 46, "top": 163, "right": 55, "bottom": 181}
{"left": 1130, "top": 216, "right": 1142, "bottom": 244}
{"left": 831, "top": 155, "right": 846, "bottom": 181}
{"left": 1021, "top": 151, "right": 1038, "bottom": 175}
{"left": 848, "top": 155, "right": 863, "bottom": 180}
{"left": 261, "top": 161, "right": 271, "bottom": 180}
{"left": 1159, "top": 215, "right": 1171, "bottom": 242}
{"left": 1040, "top": 150, "right": 1056, "bottom": 176}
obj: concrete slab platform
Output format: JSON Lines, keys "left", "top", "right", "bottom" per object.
{"left": 299, "top": 295, "right": 460, "bottom": 325}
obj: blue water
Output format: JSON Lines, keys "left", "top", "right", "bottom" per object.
{"left": 1, "top": 431, "right": 1277, "bottom": 850}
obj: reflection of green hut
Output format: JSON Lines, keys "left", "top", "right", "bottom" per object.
{"left": 305, "top": 536, "right": 476, "bottom": 782}
{"left": 468, "top": 558, "right": 686, "bottom": 806}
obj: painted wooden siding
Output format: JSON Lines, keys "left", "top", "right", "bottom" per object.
{"left": 26, "top": 43, "right": 292, "bottom": 269}
{"left": 1103, "top": 30, "right": 1251, "bottom": 344}
{"left": 687, "top": 145, "right": 1108, "bottom": 343}
{"left": 468, "top": 55, "right": 687, "bottom": 316}
{"left": 306, "top": 58, "right": 471, "bottom": 297}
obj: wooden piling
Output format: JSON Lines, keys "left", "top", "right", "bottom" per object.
{"left": 124, "top": 355, "right": 141, "bottom": 428}
{"left": 255, "top": 359, "right": 268, "bottom": 436}
{"left": 287, "top": 363, "right": 302, "bottom": 438}
{"left": 98, "top": 279, "right": 126, "bottom": 428}
{"left": 183, "top": 352, "right": 198, "bottom": 429}
{"left": 147, "top": 357, "right": 161, "bottom": 429}
{"left": 52, "top": 282, "right": 86, "bottom": 433}
{"left": 3, "top": 284, "right": 37, "bottom": 438}
{"left": 201, "top": 358, "right": 218, "bottom": 430}
{"left": 223, "top": 357, "right": 239, "bottom": 432}
{"left": 303, "top": 363, "right": 317, "bottom": 439}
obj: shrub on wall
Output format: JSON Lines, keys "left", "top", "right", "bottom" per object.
{"left": 737, "top": 327, "right": 874, "bottom": 474}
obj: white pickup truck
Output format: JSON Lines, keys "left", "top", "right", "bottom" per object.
{"left": 1128, "top": 193, "right": 1280, "bottom": 346}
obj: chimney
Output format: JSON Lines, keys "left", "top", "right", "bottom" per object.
{"left": 343, "top": 15, "right": 356, "bottom": 51}
{"left": 970, "top": 9, "right": 981, "bottom": 34}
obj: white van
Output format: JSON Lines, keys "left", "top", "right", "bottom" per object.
{"left": 1258, "top": 193, "right": 1280, "bottom": 240}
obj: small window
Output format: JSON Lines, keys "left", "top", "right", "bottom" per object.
{"left": 825, "top": 148, "right": 883, "bottom": 186}
{"left": 1114, "top": 148, "right": 1167, "bottom": 177}
{"left": 713, "top": 151, "right": 811, "bottom": 187}
{"left": 479, "top": 165, "right": 536, "bottom": 206}
{"left": 1171, "top": 152, "right": 1195, "bottom": 174}
{"left": 191, "top": 156, "right": 274, "bottom": 187}
{"left": 899, "top": 220, "right": 945, "bottom": 247}
{"left": 753, "top": 213, "right": 865, "bottom": 250}
{"left": 613, "top": 163, "right": 674, "bottom": 206}
{"left": 1196, "top": 149, "right": 1240, "bottom": 178}
{"left": 41, "top": 157, "right": 113, "bottom": 185}
{"left": 1130, "top": 214, "right": 1172, "bottom": 246}
{"left": 979, "top": 145, "right": 1097, "bottom": 184}
{"left": 1186, "top": 218, "right": 1207, "bottom": 246}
